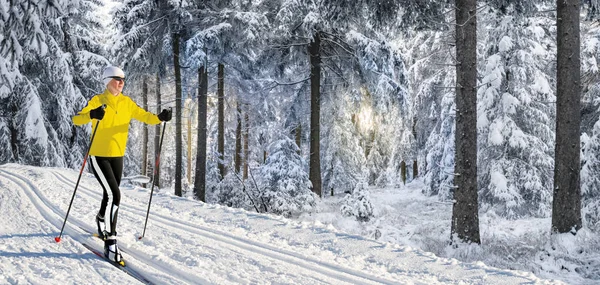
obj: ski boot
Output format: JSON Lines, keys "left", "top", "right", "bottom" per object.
{"left": 104, "top": 235, "right": 125, "bottom": 266}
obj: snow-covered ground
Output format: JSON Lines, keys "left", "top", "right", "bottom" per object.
{"left": 0, "top": 163, "right": 577, "bottom": 284}
{"left": 302, "top": 183, "right": 600, "bottom": 285}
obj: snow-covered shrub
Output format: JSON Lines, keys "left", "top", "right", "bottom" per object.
{"left": 532, "top": 230, "right": 600, "bottom": 281}
{"left": 215, "top": 172, "right": 251, "bottom": 210}
{"left": 259, "top": 137, "right": 315, "bottom": 218}
{"left": 340, "top": 182, "right": 374, "bottom": 222}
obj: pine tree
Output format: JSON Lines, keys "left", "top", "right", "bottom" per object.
{"left": 340, "top": 181, "right": 374, "bottom": 222}
{"left": 451, "top": 0, "right": 480, "bottom": 244}
{"left": 582, "top": 123, "right": 600, "bottom": 232}
{"left": 321, "top": 89, "right": 365, "bottom": 195}
{"left": 259, "top": 137, "right": 315, "bottom": 217}
{"left": 477, "top": 6, "right": 555, "bottom": 218}
{"left": 0, "top": 0, "right": 107, "bottom": 167}
{"left": 552, "top": 0, "right": 582, "bottom": 234}
{"left": 194, "top": 65, "right": 208, "bottom": 202}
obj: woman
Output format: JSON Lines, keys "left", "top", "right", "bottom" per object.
{"left": 72, "top": 66, "right": 171, "bottom": 263}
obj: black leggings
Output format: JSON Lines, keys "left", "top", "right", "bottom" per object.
{"left": 89, "top": 156, "right": 123, "bottom": 236}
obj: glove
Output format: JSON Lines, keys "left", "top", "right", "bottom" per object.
{"left": 157, "top": 109, "right": 172, "bottom": 122}
{"left": 89, "top": 105, "right": 105, "bottom": 120}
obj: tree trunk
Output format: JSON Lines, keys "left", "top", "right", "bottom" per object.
{"left": 10, "top": 103, "right": 18, "bottom": 161}
{"left": 552, "top": 0, "right": 582, "bottom": 234}
{"left": 235, "top": 101, "right": 242, "bottom": 174}
{"left": 295, "top": 123, "right": 302, "bottom": 155}
{"left": 187, "top": 103, "right": 192, "bottom": 184}
{"left": 401, "top": 160, "right": 406, "bottom": 185}
{"left": 142, "top": 76, "right": 149, "bottom": 188}
{"left": 154, "top": 73, "right": 162, "bottom": 188}
{"left": 309, "top": 32, "right": 323, "bottom": 198}
{"left": 194, "top": 66, "right": 208, "bottom": 202}
{"left": 413, "top": 160, "right": 418, "bottom": 179}
{"left": 451, "top": 0, "right": 480, "bottom": 244}
{"left": 243, "top": 111, "right": 249, "bottom": 180}
{"left": 173, "top": 32, "right": 183, "bottom": 197}
{"left": 218, "top": 63, "right": 226, "bottom": 180}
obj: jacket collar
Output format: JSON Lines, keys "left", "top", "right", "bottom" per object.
{"left": 100, "top": 89, "right": 123, "bottom": 110}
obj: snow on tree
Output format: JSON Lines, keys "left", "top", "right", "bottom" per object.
{"left": 258, "top": 137, "right": 315, "bottom": 218}
{"left": 477, "top": 6, "right": 555, "bottom": 218}
{"left": 344, "top": 30, "right": 409, "bottom": 187}
{"left": 215, "top": 172, "right": 251, "bottom": 210}
{"left": 400, "top": 29, "right": 456, "bottom": 199}
{"left": 0, "top": 0, "right": 107, "bottom": 167}
{"left": 581, "top": 124, "right": 600, "bottom": 232}
{"left": 580, "top": 4, "right": 600, "bottom": 233}
{"left": 340, "top": 181, "right": 374, "bottom": 222}
{"left": 321, "top": 87, "right": 365, "bottom": 195}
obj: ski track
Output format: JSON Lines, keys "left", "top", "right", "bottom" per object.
{"left": 0, "top": 169, "right": 142, "bottom": 284}
{"left": 0, "top": 168, "right": 193, "bottom": 285}
{"left": 1, "top": 165, "right": 561, "bottom": 285}
{"left": 0, "top": 166, "right": 414, "bottom": 285}
{"left": 47, "top": 168, "right": 406, "bottom": 284}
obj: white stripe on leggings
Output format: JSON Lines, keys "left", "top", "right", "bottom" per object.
{"left": 90, "top": 156, "right": 113, "bottom": 230}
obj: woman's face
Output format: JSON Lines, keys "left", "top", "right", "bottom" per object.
{"left": 107, "top": 78, "right": 125, "bottom": 95}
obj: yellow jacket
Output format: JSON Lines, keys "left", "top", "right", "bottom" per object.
{"left": 73, "top": 90, "right": 161, "bottom": 157}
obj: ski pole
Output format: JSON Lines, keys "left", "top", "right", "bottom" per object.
{"left": 139, "top": 118, "right": 168, "bottom": 239}
{"left": 55, "top": 105, "right": 105, "bottom": 243}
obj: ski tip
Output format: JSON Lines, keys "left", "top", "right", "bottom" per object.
{"left": 54, "top": 236, "right": 61, "bottom": 243}
{"left": 119, "top": 260, "right": 126, "bottom": 267}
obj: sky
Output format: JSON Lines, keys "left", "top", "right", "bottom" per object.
{"left": 0, "top": 163, "right": 573, "bottom": 284}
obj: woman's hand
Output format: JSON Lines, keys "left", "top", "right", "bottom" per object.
{"left": 158, "top": 109, "right": 172, "bottom": 122}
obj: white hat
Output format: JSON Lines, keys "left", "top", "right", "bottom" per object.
{"left": 102, "top": 66, "right": 125, "bottom": 86}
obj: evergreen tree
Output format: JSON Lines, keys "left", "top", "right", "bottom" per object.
{"left": 321, "top": 89, "right": 365, "bottom": 195}
{"left": 552, "top": 0, "right": 582, "bottom": 234}
{"left": 259, "top": 137, "right": 315, "bottom": 218}
{"left": 581, "top": 123, "right": 600, "bottom": 232}
{"left": 402, "top": 30, "right": 456, "bottom": 199}
{"left": 451, "top": 0, "right": 480, "bottom": 244}
{"left": 0, "top": 0, "right": 107, "bottom": 167}
{"left": 581, "top": 4, "right": 600, "bottom": 232}
{"left": 477, "top": 6, "right": 555, "bottom": 218}
{"left": 340, "top": 181, "right": 374, "bottom": 222}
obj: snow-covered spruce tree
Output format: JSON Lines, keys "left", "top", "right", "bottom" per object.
{"left": 581, "top": 124, "right": 600, "bottom": 232}
{"left": 390, "top": 0, "right": 456, "bottom": 198}
{"left": 271, "top": 0, "right": 408, "bottom": 195}
{"left": 344, "top": 30, "right": 409, "bottom": 187}
{"left": 400, "top": 29, "right": 456, "bottom": 199}
{"left": 477, "top": 5, "right": 555, "bottom": 218}
{"left": 340, "top": 181, "right": 374, "bottom": 222}
{"left": 258, "top": 137, "right": 315, "bottom": 218}
{"left": 216, "top": 172, "right": 251, "bottom": 209}
{"left": 321, "top": 87, "right": 366, "bottom": 195}
{"left": 581, "top": 3, "right": 600, "bottom": 232}
{"left": 0, "top": 0, "right": 107, "bottom": 167}
{"left": 183, "top": 0, "right": 277, "bottom": 201}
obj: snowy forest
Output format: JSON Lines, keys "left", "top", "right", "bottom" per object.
{"left": 2, "top": 0, "right": 600, "bottom": 280}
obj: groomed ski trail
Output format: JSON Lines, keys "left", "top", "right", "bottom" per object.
{"left": 0, "top": 164, "right": 563, "bottom": 285}
{"left": 0, "top": 168, "right": 197, "bottom": 284}
{"left": 46, "top": 168, "right": 409, "bottom": 284}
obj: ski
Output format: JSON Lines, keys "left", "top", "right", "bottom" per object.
{"left": 81, "top": 243, "right": 154, "bottom": 284}
{"left": 78, "top": 226, "right": 154, "bottom": 284}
